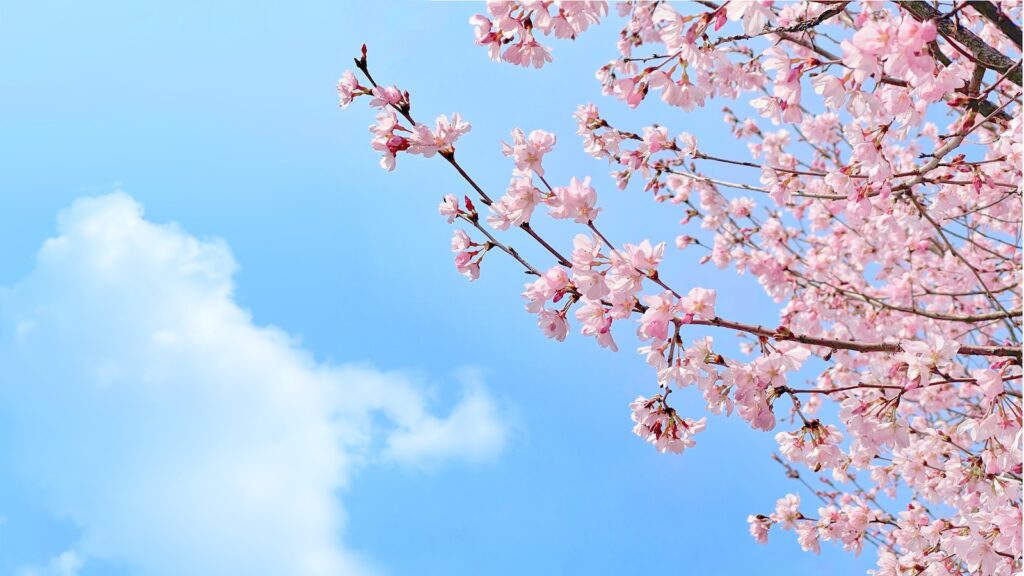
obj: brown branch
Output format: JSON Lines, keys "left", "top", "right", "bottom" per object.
{"left": 900, "top": 1, "right": 1022, "bottom": 86}
{"left": 786, "top": 375, "right": 1023, "bottom": 396}
{"left": 712, "top": 2, "right": 850, "bottom": 45}
{"left": 797, "top": 274, "right": 1022, "bottom": 322}
{"left": 692, "top": 315, "right": 1021, "bottom": 359}
{"left": 354, "top": 54, "right": 573, "bottom": 271}
{"left": 967, "top": 1, "right": 1023, "bottom": 47}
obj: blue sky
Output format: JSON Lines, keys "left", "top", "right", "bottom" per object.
{"left": 0, "top": 2, "right": 876, "bottom": 575}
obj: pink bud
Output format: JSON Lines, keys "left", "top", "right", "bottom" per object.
{"left": 386, "top": 135, "right": 410, "bottom": 154}
{"left": 713, "top": 10, "right": 727, "bottom": 31}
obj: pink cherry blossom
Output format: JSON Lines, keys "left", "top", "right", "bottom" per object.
{"left": 337, "top": 70, "right": 361, "bottom": 108}
{"left": 368, "top": 85, "right": 404, "bottom": 109}
{"left": 502, "top": 128, "right": 557, "bottom": 176}
{"left": 548, "top": 176, "right": 600, "bottom": 223}
{"left": 680, "top": 287, "right": 716, "bottom": 320}
{"left": 899, "top": 335, "right": 960, "bottom": 388}
{"left": 630, "top": 395, "right": 707, "bottom": 454}
{"left": 537, "top": 309, "right": 569, "bottom": 341}
{"left": 454, "top": 250, "right": 480, "bottom": 281}
{"left": 487, "top": 176, "right": 542, "bottom": 230}
{"left": 726, "top": 0, "right": 774, "bottom": 36}
{"left": 677, "top": 132, "right": 698, "bottom": 158}
{"left": 575, "top": 300, "right": 618, "bottom": 351}
{"left": 622, "top": 239, "right": 664, "bottom": 272}
{"left": 438, "top": 194, "right": 460, "bottom": 223}
{"left": 410, "top": 113, "right": 472, "bottom": 158}
{"left": 811, "top": 74, "right": 846, "bottom": 110}
{"left": 771, "top": 493, "right": 802, "bottom": 529}
{"left": 368, "top": 110, "right": 408, "bottom": 171}
{"left": 795, "top": 521, "right": 820, "bottom": 554}
{"left": 522, "top": 266, "right": 569, "bottom": 313}
{"left": 776, "top": 420, "right": 845, "bottom": 472}
{"left": 747, "top": 515, "right": 772, "bottom": 544}
{"left": 469, "top": 14, "right": 502, "bottom": 61}
{"left": 469, "top": 2, "right": 607, "bottom": 68}
{"left": 638, "top": 291, "right": 678, "bottom": 342}
{"left": 503, "top": 34, "right": 553, "bottom": 69}
{"left": 451, "top": 229, "right": 473, "bottom": 252}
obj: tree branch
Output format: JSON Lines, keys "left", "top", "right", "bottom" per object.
{"left": 967, "top": 1, "right": 1023, "bottom": 47}
{"left": 900, "top": 1, "right": 1022, "bottom": 86}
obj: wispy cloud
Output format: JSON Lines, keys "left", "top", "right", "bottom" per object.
{"left": 0, "top": 193, "right": 508, "bottom": 576}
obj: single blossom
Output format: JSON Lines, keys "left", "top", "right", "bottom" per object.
{"left": 747, "top": 515, "right": 772, "bottom": 544}
{"left": 439, "top": 194, "right": 460, "bottom": 223}
{"left": 451, "top": 229, "right": 473, "bottom": 252}
{"left": 488, "top": 176, "right": 542, "bottom": 230}
{"left": 503, "top": 33, "right": 553, "bottom": 69}
{"left": 502, "top": 128, "right": 557, "bottom": 176}
{"left": 638, "top": 291, "right": 679, "bottom": 342}
{"left": 899, "top": 335, "right": 960, "bottom": 388}
{"left": 548, "top": 176, "right": 600, "bottom": 223}
{"left": 336, "top": 70, "right": 361, "bottom": 108}
{"left": 454, "top": 250, "right": 481, "bottom": 281}
{"left": 575, "top": 300, "right": 618, "bottom": 351}
{"left": 726, "top": 0, "right": 774, "bottom": 36}
{"left": 680, "top": 287, "right": 716, "bottom": 320}
{"left": 771, "top": 493, "right": 802, "bottom": 530}
{"left": 537, "top": 309, "right": 569, "bottom": 341}
{"left": 368, "top": 85, "right": 404, "bottom": 109}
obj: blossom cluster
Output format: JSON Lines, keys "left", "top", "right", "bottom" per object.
{"left": 339, "top": 1, "right": 1023, "bottom": 572}
{"left": 469, "top": 1, "right": 609, "bottom": 68}
{"left": 630, "top": 394, "right": 706, "bottom": 454}
{"left": 340, "top": 71, "right": 472, "bottom": 172}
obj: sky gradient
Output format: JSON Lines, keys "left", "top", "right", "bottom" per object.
{"left": 0, "top": 2, "right": 876, "bottom": 575}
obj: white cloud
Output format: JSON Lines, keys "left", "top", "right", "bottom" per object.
{"left": 382, "top": 372, "right": 509, "bottom": 468}
{"left": 17, "top": 550, "right": 83, "bottom": 576}
{"left": 0, "top": 193, "right": 508, "bottom": 576}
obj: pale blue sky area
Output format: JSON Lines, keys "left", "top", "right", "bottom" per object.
{"left": 0, "top": 2, "right": 875, "bottom": 575}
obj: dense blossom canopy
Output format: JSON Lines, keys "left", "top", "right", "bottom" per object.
{"left": 339, "top": 2, "right": 1023, "bottom": 574}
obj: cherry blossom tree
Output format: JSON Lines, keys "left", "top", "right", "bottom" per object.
{"left": 338, "top": 2, "right": 1022, "bottom": 573}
